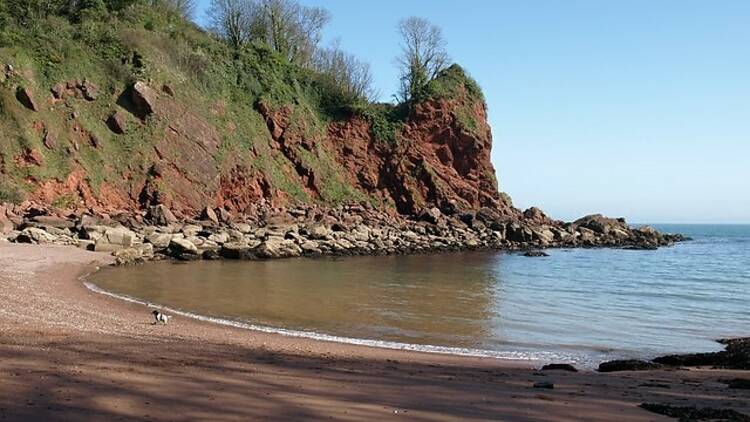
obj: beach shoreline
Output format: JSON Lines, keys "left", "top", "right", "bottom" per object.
{"left": 1, "top": 243, "right": 748, "bottom": 421}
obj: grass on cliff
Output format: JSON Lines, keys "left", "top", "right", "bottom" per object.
{"left": 0, "top": 3, "right": 489, "bottom": 208}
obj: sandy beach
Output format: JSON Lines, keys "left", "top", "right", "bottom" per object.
{"left": 0, "top": 243, "right": 748, "bottom": 421}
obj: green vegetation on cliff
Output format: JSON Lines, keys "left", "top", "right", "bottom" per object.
{"left": 0, "top": 0, "right": 494, "bottom": 214}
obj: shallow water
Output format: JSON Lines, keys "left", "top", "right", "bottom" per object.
{"left": 89, "top": 224, "right": 750, "bottom": 366}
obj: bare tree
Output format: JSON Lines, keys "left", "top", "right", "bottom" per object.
{"left": 159, "top": 0, "right": 197, "bottom": 19}
{"left": 396, "top": 16, "right": 450, "bottom": 102}
{"left": 314, "top": 40, "right": 375, "bottom": 101}
{"left": 254, "top": 0, "right": 330, "bottom": 66}
{"left": 207, "top": 0, "right": 257, "bottom": 50}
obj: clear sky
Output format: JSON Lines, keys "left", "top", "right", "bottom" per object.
{"left": 193, "top": 1, "right": 750, "bottom": 223}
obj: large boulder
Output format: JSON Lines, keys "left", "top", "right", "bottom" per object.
{"left": 16, "top": 227, "right": 57, "bottom": 244}
{"left": 31, "top": 215, "right": 74, "bottom": 229}
{"left": 43, "top": 131, "right": 57, "bottom": 150}
{"left": 307, "top": 224, "right": 330, "bottom": 240}
{"left": 80, "top": 79, "right": 98, "bottom": 101}
{"left": 131, "top": 81, "right": 158, "bottom": 117}
{"left": 523, "top": 207, "right": 553, "bottom": 225}
{"left": 573, "top": 214, "right": 628, "bottom": 235}
{"left": 106, "top": 110, "right": 129, "bottom": 134}
{"left": 113, "top": 247, "right": 146, "bottom": 266}
{"left": 146, "top": 205, "right": 178, "bottom": 226}
{"left": 255, "top": 238, "right": 302, "bottom": 259}
{"left": 145, "top": 232, "right": 173, "bottom": 249}
{"left": 94, "top": 227, "right": 137, "bottom": 252}
{"left": 219, "top": 242, "right": 253, "bottom": 259}
{"left": 200, "top": 206, "right": 219, "bottom": 224}
{"left": 418, "top": 207, "right": 442, "bottom": 224}
{"left": 168, "top": 237, "right": 199, "bottom": 256}
{"left": 16, "top": 86, "right": 39, "bottom": 111}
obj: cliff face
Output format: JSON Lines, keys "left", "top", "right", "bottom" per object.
{"left": 0, "top": 56, "right": 514, "bottom": 219}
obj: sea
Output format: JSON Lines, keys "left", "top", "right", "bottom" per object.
{"left": 87, "top": 224, "right": 750, "bottom": 368}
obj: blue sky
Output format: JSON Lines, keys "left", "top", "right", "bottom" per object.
{"left": 194, "top": 1, "right": 750, "bottom": 223}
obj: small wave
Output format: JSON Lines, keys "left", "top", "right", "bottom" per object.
{"left": 83, "top": 281, "right": 593, "bottom": 366}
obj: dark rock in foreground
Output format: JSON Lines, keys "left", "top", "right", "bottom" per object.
{"left": 723, "top": 378, "right": 750, "bottom": 390}
{"left": 653, "top": 337, "right": 750, "bottom": 370}
{"left": 598, "top": 359, "right": 663, "bottom": 373}
{"left": 541, "top": 363, "right": 577, "bottom": 372}
{"left": 640, "top": 403, "right": 750, "bottom": 422}
{"left": 598, "top": 337, "right": 749, "bottom": 374}
{"left": 532, "top": 382, "right": 554, "bottom": 389}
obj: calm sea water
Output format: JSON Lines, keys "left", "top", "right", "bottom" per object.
{"left": 89, "top": 224, "right": 750, "bottom": 367}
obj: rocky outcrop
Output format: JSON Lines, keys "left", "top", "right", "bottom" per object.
{"left": 598, "top": 337, "right": 749, "bottom": 373}
{"left": 653, "top": 337, "right": 750, "bottom": 370}
{"left": 0, "top": 200, "right": 687, "bottom": 266}
{"left": 598, "top": 360, "right": 663, "bottom": 373}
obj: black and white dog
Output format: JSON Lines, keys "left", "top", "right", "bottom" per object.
{"left": 152, "top": 310, "right": 172, "bottom": 325}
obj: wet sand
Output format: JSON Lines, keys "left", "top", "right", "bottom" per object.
{"left": 0, "top": 243, "right": 748, "bottom": 421}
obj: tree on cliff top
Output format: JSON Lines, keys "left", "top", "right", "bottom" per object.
{"left": 207, "top": 0, "right": 329, "bottom": 66}
{"left": 396, "top": 16, "right": 450, "bottom": 103}
{"left": 207, "top": 0, "right": 257, "bottom": 50}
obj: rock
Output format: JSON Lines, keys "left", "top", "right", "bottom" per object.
{"left": 94, "top": 227, "right": 137, "bottom": 252}
{"left": 113, "top": 248, "right": 144, "bottom": 266}
{"left": 161, "top": 84, "right": 175, "bottom": 96}
{"left": 523, "top": 207, "right": 552, "bottom": 224}
{"left": 231, "top": 222, "right": 253, "bottom": 234}
{"left": 51, "top": 83, "right": 65, "bottom": 99}
{"left": 169, "top": 238, "right": 199, "bottom": 256}
{"left": 476, "top": 207, "right": 502, "bottom": 224}
{"left": 217, "top": 208, "right": 232, "bottom": 223}
{"left": 418, "top": 207, "right": 442, "bottom": 224}
{"left": 255, "top": 238, "right": 302, "bottom": 259}
{"left": 80, "top": 79, "right": 98, "bottom": 101}
{"left": 300, "top": 240, "right": 320, "bottom": 252}
{"left": 181, "top": 224, "right": 202, "bottom": 237}
{"left": 43, "top": 131, "right": 57, "bottom": 150}
{"left": 652, "top": 352, "right": 718, "bottom": 367}
{"left": 639, "top": 403, "right": 750, "bottom": 422}
{"left": 573, "top": 214, "right": 628, "bottom": 235}
{"left": 145, "top": 232, "right": 172, "bottom": 249}
{"left": 147, "top": 205, "right": 177, "bottom": 226}
{"left": 102, "top": 227, "right": 136, "bottom": 246}
{"left": 16, "top": 87, "right": 39, "bottom": 111}
{"left": 724, "top": 378, "right": 750, "bottom": 390}
{"left": 207, "top": 231, "right": 230, "bottom": 244}
{"left": 523, "top": 250, "right": 549, "bottom": 257}
{"left": 506, "top": 223, "right": 533, "bottom": 243}
{"left": 533, "top": 382, "right": 554, "bottom": 389}
{"left": 201, "top": 207, "right": 219, "bottom": 224}
{"left": 131, "top": 81, "right": 158, "bottom": 117}
{"left": 653, "top": 337, "right": 749, "bottom": 370}
{"left": 16, "top": 227, "right": 57, "bottom": 244}
{"left": 136, "top": 242, "right": 154, "bottom": 257}
{"left": 106, "top": 110, "right": 128, "bottom": 134}
{"left": 597, "top": 359, "right": 662, "bottom": 373}
{"left": 219, "top": 242, "right": 253, "bottom": 259}
{"left": 308, "top": 224, "right": 330, "bottom": 240}
{"left": 31, "top": 215, "right": 74, "bottom": 229}
{"left": 541, "top": 364, "right": 578, "bottom": 372}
